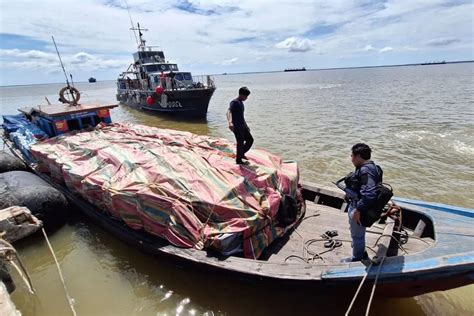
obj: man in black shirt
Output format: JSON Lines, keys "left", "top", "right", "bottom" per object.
{"left": 227, "top": 87, "right": 253, "bottom": 164}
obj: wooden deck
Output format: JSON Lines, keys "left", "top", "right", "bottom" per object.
{"left": 263, "top": 201, "right": 434, "bottom": 264}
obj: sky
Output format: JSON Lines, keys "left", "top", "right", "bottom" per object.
{"left": 0, "top": 0, "right": 473, "bottom": 85}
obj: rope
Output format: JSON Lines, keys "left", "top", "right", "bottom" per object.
{"left": 365, "top": 256, "right": 386, "bottom": 316}
{"left": 0, "top": 239, "right": 35, "bottom": 294}
{"left": 371, "top": 234, "right": 408, "bottom": 254}
{"left": 10, "top": 260, "right": 34, "bottom": 294}
{"left": 41, "top": 228, "right": 77, "bottom": 316}
{"left": 345, "top": 261, "right": 374, "bottom": 316}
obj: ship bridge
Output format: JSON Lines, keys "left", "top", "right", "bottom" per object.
{"left": 133, "top": 51, "right": 165, "bottom": 64}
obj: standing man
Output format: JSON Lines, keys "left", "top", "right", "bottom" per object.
{"left": 342, "top": 143, "right": 383, "bottom": 262}
{"left": 160, "top": 71, "right": 166, "bottom": 90}
{"left": 227, "top": 87, "right": 253, "bottom": 165}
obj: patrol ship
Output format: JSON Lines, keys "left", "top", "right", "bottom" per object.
{"left": 116, "top": 24, "right": 216, "bottom": 117}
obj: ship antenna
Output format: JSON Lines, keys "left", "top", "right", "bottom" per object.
{"left": 52, "top": 35, "right": 70, "bottom": 87}
{"left": 124, "top": 0, "right": 139, "bottom": 46}
{"left": 130, "top": 22, "right": 148, "bottom": 50}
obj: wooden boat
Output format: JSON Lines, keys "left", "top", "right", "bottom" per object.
{"left": 2, "top": 101, "right": 473, "bottom": 298}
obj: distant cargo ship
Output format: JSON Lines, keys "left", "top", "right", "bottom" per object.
{"left": 88, "top": 77, "right": 97, "bottom": 83}
{"left": 420, "top": 61, "right": 446, "bottom": 66}
{"left": 284, "top": 67, "right": 306, "bottom": 72}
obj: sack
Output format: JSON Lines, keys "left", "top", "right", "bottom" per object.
{"left": 360, "top": 183, "right": 393, "bottom": 227}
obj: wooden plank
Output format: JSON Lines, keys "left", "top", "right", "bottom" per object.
{"left": 18, "top": 103, "right": 118, "bottom": 117}
{"left": 372, "top": 218, "right": 395, "bottom": 264}
{"left": 301, "top": 181, "right": 346, "bottom": 200}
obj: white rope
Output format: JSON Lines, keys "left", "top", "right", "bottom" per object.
{"left": 0, "top": 239, "right": 35, "bottom": 294}
{"left": 345, "top": 261, "right": 374, "bottom": 316}
{"left": 41, "top": 228, "right": 77, "bottom": 316}
{"left": 366, "top": 256, "right": 386, "bottom": 316}
{"left": 10, "top": 260, "right": 34, "bottom": 294}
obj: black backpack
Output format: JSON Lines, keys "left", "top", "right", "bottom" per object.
{"left": 336, "top": 163, "right": 394, "bottom": 227}
{"left": 360, "top": 164, "right": 393, "bottom": 227}
{"left": 360, "top": 182, "right": 393, "bottom": 227}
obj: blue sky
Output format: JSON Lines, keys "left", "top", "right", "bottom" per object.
{"left": 0, "top": 0, "right": 472, "bottom": 85}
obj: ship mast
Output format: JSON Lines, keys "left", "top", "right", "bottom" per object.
{"left": 131, "top": 23, "right": 148, "bottom": 51}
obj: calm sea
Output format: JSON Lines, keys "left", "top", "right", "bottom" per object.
{"left": 1, "top": 63, "right": 473, "bottom": 315}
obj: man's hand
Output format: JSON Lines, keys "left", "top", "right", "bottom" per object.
{"left": 352, "top": 209, "right": 362, "bottom": 225}
{"left": 228, "top": 123, "right": 234, "bottom": 131}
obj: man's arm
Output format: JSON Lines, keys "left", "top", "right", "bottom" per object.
{"left": 226, "top": 109, "right": 234, "bottom": 131}
{"left": 356, "top": 166, "right": 379, "bottom": 212}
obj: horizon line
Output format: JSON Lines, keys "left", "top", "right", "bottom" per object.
{"left": 1, "top": 60, "right": 473, "bottom": 88}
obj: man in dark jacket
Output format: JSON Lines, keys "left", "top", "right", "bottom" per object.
{"left": 226, "top": 87, "right": 253, "bottom": 165}
{"left": 342, "top": 143, "right": 383, "bottom": 262}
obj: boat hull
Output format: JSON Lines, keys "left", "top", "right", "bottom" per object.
{"left": 116, "top": 88, "right": 215, "bottom": 117}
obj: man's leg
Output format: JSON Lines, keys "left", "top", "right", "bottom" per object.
{"left": 233, "top": 129, "right": 245, "bottom": 164}
{"left": 242, "top": 128, "right": 254, "bottom": 155}
{"left": 348, "top": 206, "right": 366, "bottom": 260}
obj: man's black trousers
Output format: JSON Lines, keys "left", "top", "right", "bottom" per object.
{"left": 233, "top": 127, "right": 254, "bottom": 162}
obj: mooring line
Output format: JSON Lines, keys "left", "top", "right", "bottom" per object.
{"left": 365, "top": 256, "right": 386, "bottom": 316}
{"left": 0, "top": 239, "right": 35, "bottom": 293}
{"left": 42, "top": 228, "right": 77, "bottom": 316}
{"left": 345, "top": 261, "right": 374, "bottom": 316}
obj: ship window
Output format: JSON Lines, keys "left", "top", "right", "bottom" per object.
{"left": 170, "top": 64, "right": 178, "bottom": 71}
{"left": 175, "top": 73, "right": 184, "bottom": 81}
{"left": 67, "top": 119, "right": 80, "bottom": 131}
{"left": 93, "top": 115, "right": 102, "bottom": 125}
{"left": 146, "top": 65, "right": 158, "bottom": 72}
{"left": 47, "top": 122, "right": 55, "bottom": 136}
{"left": 184, "top": 73, "right": 192, "bottom": 80}
{"left": 81, "top": 117, "right": 93, "bottom": 128}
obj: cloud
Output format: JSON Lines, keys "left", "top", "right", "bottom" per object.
{"left": 426, "top": 37, "right": 462, "bottom": 47}
{"left": 276, "top": 37, "right": 315, "bottom": 52}
{"left": 379, "top": 46, "right": 393, "bottom": 53}
{"left": 0, "top": 0, "right": 473, "bottom": 84}
{"left": 220, "top": 57, "right": 238, "bottom": 66}
{"left": 364, "top": 44, "right": 375, "bottom": 51}
{"left": 0, "top": 48, "right": 128, "bottom": 71}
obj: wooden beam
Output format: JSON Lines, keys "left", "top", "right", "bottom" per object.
{"left": 372, "top": 218, "right": 395, "bottom": 264}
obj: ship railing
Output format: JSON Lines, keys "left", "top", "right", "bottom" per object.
{"left": 192, "top": 75, "right": 215, "bottom": 89}
{"left": 162, "top": 75, "right": 215, "bottom": 91}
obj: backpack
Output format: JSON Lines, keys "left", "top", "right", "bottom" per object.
{"left": 336, "top": 163, "right": 394, "bottom": 227}
{"left": 360, "top": 182, "right": 393, "bottom": 227}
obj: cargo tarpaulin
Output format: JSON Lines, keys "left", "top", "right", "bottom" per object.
{"left": 30, "top": 123, "right": 305, "bottom": 258}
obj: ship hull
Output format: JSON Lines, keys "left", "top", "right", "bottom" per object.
{"left": 116, "top": 88, "right": 215, "bottom": 117}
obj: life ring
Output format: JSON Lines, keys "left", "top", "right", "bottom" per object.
{"left": 59, "top": 86, "right": 81, "bottom": 104}
{"left": 160, "top": 65, "right": 166, "bottom": 70}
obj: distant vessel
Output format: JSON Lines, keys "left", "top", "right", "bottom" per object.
{"left": 284, "top": 67, "right": 306, "bottom": 72}
{"left": 88, "top": 77, "right": 97, "bottom": 83}
{"left": 116, "top": 23, "right": 216, "bottom": 117}
{"left": 420, "top": 61, "right": 446, "bottom": 66}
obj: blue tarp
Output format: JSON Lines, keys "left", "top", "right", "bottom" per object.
{"left": 2, "top": 115, "right": 49, "bottom": 163}
{"left": 2, "top": 115, "right": 30, "bottom": 134}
